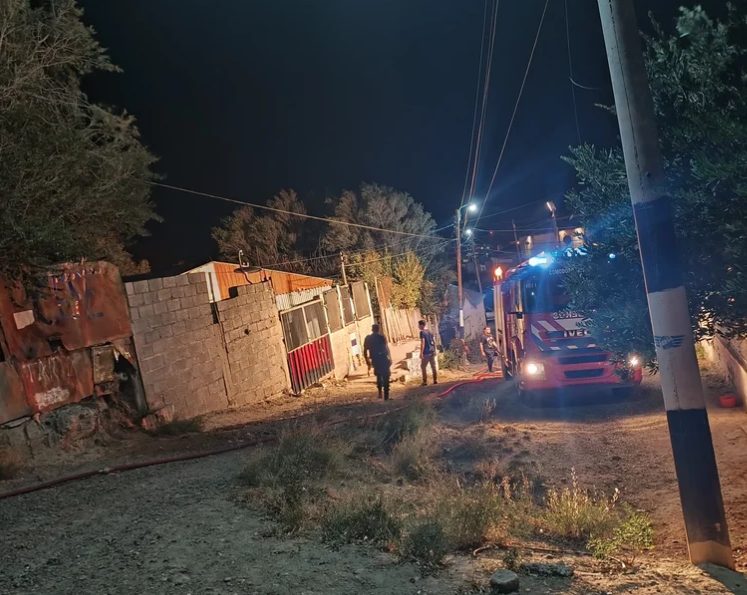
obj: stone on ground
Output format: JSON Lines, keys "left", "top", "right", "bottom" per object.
{"left": 490, "top": 569, "right": 520, "bottom": 593}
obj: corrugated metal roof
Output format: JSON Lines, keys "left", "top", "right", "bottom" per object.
{"left": 275, "top": 287, "right": 328, "bottom": 311}
{"left": 183, "top": 261, "right": 333, "bottom": 301}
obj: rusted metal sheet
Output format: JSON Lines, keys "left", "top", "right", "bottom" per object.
{"left": 17, "top": 350, "right": 94, "bottom": 414}
{"left": 186, "top": 261, "right": 333, "bottom": 301}
{"left": 0, "top": 362, "right": 31, "bottom": 422}
{"left": 0, "top": 262, "right": 131, "bottom": 362}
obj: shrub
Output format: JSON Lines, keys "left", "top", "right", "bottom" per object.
{"left": 588, "top": 507, "right": 654, "bottom": 567}
{"left": 238, "top": 425, "right": 346, "bottom": 533}
{"left": 239, "top": 425, "right": 343, "bottom": 488}
{"left": 541, "top": 469, "right": 619, "bottom": 542}
{"left": 438, "top": 481, "right": 504, "bottom": 550}
{"left": 400, "top": 519, "right": 450, "bottom": 567}
{"left": 390, "top": 430, "right": 436, "bottom": 480}
{"left": 321, "top": 496, "right": 401, "bottom": 547}
{"left": 380, "top": 401, "right": 435, "bottom": 449}
{"left": 0, "top": 449, "right": 23, "bottom": 480}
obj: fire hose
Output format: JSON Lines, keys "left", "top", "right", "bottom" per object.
{"left": 0, "top": 372, "right": 500, "bottom": 501}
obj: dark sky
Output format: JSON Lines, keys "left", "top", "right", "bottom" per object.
{"left": 79, "top": 0, "right": 704, "bottom": 272}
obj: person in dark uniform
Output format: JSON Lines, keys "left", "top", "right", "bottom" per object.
{"left": 479, "top": 326, "right": 499, "bottom": 372}
{"left": 363, "top": 324, "right": 392, "bottom": 400}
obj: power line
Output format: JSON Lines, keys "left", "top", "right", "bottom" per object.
{"left": 565, "top": 0, "right": 582, "bottom": 143}
{"left": 150, "top": 181, "right": 444, "bottom": 241}
{"left": 466, "top": 0, "right": 500, "bottom": 206}
{"left": 472, "top": 0, "right": 551, "bottom": 228}
{"left": 459, "top": 0, "right": 491, "bottom": 210}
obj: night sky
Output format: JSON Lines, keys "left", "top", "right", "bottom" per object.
{"left": 79, "top": 0, "right": 707, "bottom": 272}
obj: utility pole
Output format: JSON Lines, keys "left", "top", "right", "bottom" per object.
{"left": 456, "top": 209, "right": 464, "bottom": 332}
{"left": 546, "top": 201, "right": 560, "bottom": 247}
{"left": 340, "top": 252, "right": 347, "bottom": 286}
{"left": 511, "top": 219, "right": 521, "bottom": 261}
{"left": 455, "top": 202, "right": 478, "bottom": 334}
{"left": 598, "top": 0, "right": 732, "bottom": 568}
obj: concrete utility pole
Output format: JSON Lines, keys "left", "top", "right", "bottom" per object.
{"left": 455, "top": 209, "right": 464, "bottom": 331}
{"left": 597, "top": 0, "right": 732, "bottom": 568}
{"left": 456, "top": 203, "right": 477, "bottom": 333}
{"left": 340, "top": 252, "right": 347, "bottom": 286}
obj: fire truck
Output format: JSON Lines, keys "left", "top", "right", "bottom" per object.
{"left": 493, "top": 251, "right": 642, "bottom": 396}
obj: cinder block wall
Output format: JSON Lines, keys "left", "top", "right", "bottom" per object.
{"left": 125, "top": 274, "right": 229, "bottom": 419}
{"left": 125, "top": 276, "right": 290, "bottom": 420}
{"left": 215, "top": 284, "right": 289, "bottom": 405}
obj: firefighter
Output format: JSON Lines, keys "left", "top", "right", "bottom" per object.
{"left": 363, "top": 324, "right": 392, "bottom": 400}
{"left": 479, "top": 325, "right": 499, "bottom": 373}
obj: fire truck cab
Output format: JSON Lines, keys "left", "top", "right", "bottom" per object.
{"left": 493, "top": 251, "right": 642, "bottom": 395}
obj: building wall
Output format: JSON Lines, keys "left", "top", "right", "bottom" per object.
{"left": 214, "top": 284, "right": 289, "bottom": 404}
{"left": 330, "top": 323, "right": 361, "bottom": 380}
{"left": 125, "top": 274, "right": 229, "bottom": 419}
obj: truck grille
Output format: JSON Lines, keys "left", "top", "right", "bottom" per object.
{"left": 558, "top": 354, "right": 607, "bottom": 365}
{"left": 564, "top": 369, "right": 604, "bottom": 379}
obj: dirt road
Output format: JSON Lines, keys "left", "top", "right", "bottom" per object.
{"left": 1, "top": 375, "right": 746, "bottom": 594}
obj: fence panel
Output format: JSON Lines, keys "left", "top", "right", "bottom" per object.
{"left": 280, "top": 300, "right": 335, "bottom": 393}
{"left": 324, "top": 289, "right": 343, "bottom": 332}
{"left": 351, "top": 281, "right": 371, "bottom": 319}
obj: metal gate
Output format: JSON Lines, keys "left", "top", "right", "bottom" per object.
{"left": 280, "top": 298, "right": 334, "bottom": 394}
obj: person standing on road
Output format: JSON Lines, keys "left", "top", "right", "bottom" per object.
{"left": 363, "top": 324, "right": 392, "bottom": 400}
{"left": 479, "top": 326, "right": 499, "bottom": 373}
{"left": 418, "top": 319, "right": 437, "bottom": 386}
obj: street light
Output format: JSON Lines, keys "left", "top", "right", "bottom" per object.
{"left": 455, "top": 202, "right": 478, "bottom": 333}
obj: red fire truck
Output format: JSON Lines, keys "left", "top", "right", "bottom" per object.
{"left": 493, "top": 251, "right": 642, "bottom": 396}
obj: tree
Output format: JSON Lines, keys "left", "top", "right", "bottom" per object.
{"left": 391, "top": 252, "right": 425, "bottom": 309}
{"left": 563, "top": 6, "right": 747, "bottom": 367}
{"left": 0, "top": 0, "right": 158, "bottom": 283}
{"left": 212, "top": 189, "right": 319, "bottom": 270}
{"left": 322, "top": 183, "right": 438, "bottom": 255}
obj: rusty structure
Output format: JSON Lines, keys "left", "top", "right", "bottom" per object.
{"left": 0, "top": 262, "right": 142, "bottom": 426}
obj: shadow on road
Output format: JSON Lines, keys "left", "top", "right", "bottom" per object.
{"left": 440, "top": 378, "right": 667, "bottom": 425}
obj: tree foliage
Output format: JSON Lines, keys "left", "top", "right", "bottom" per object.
{"left": 0, "top": 0, "right": 158, "bottom": 282}
{"left": 211, "top": 189, "right": 317, "bottom": 270}
{"left": 563, "top": 6, "right": 747, "bottom": 367}
{"left": 322, "top": 183, "right": 437, "bottom": 255}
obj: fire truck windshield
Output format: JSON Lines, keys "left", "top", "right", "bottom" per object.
{"left": 522, "top": 273, "right": 570, "bottom": 313}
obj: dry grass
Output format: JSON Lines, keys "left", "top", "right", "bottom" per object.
{"left": 540, "top": 468, "right": 619, "bottom": 542}
{"left": 321, "top": 495, "right": 401, "bottom": 548}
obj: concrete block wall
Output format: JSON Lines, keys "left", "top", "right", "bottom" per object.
{"left": 215, "top": 283, "right": 289, "bottom": 405}
{"left": 125, "top": 274, "right": 229, "bottom": 419}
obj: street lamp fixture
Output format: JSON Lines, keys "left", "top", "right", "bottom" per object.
{"left": 464, "top": 227, "right": 473, "bottom": 237}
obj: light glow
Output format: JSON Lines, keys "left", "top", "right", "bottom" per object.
{"left": 526, "top": 362, "right": 543, "bottom": 375}
{"left": 464, "top": 228, "right": 473, "bottom": 237}
{"left": 467, "top": 203, "right": 478, "bottom": 213}
{"left": 628, "top": 355, "right": 640, "bottom": 367}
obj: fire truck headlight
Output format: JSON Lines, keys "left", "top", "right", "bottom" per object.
{"left": 628, "top": 355, "right": 640, "bottom": 367}
{"left": 525, "top": 362, "right": 545, "bottom": 377}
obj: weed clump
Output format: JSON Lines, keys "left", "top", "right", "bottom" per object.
{"left": 400, "top": 519, "right": 450, "bottom": 568}
{"left": 541, "top": 469, "right": 619, "bottom": 542}
{"left": 321, "top": 496, "right": 401, "bottom": 547}
{"left": 588, "top": 507, "right": 654, "bottom": 567}
{"left": 381, "top": 401, "right": 435, "bottom": 449}
{"left": 390, "top": 430, "right": 436, "bottom": 480}
{"left": 438, "top": 481, "right": 504, "bottom": 550}
{"left": 238, "top": 425, "right": 346, "bottom": 532}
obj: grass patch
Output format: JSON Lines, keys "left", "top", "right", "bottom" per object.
{"left": 400, "top": 519, "right": 450, "bottom": 568}
{"left": 380, "top": 400, "right": 435, "bottom": 449}
{"left": 149, "top": 418, "right": 203, "bottom": 436}
{"left": 588, "top": 506, "right": 654, "bottom": 567}
{"left": 0, "top": 449, "right": 24, "bottom": 480}
{"left": 540, "top": 469, "right": 619, "bottom": 542}
{"left": 321, "top": 495, "right": 401, "bottom": 548}
{"left": 389, "top": 429, "right": 436, "bottom": 480}
{"left": 438, "top": 481, "right": 504, "bottom": 550}
{"left": 238, "top": 424, "right": 347, "bottom": 532}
